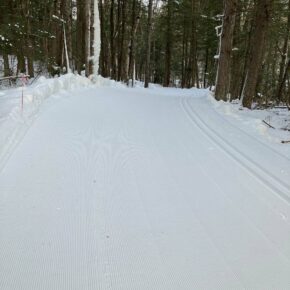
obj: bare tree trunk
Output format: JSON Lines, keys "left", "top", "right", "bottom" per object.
{"left": 190, "top": 0, "right": 199, "bottom": 88}
{"left": 17, "top": 50, "right": 26, "bottom": 74}
{"left": 181, "top": 18, "right": 187, "bottom": 88}
{"left": 3, "top": 53, "right": 10, "bottom": 76}
{"left": 164, "top": 0, "right": 173, "bottom": 87}
{"left": 63, "top": 0, "right": 73, "bottom": 71}
{"left": 52, "top": 0, "right": 63, "bottom": 72}
{"left": 128, "top": 0, "right": 141, "bottom": 86}
{"left": 276, "top": 0, "right": 290, "bottom": 103}
{"left": 89, "top": 0, "right": 95, "bottom": 75}
{"left": 117, "top": 0, "right": 127, "bottom": 81}
{"left": 20, "top": 0, "right": 33, "bottom": 76}
{"left": 110, "top": 0, "right": 116, "bottom": 79}
{"left": 76, "top": 0, "right": 83, "bottom": 73}
{"left": 215, "top": 0, "right": 237, "bottom": 101}
{"left": 144, "top": 0, "right": 153, "bottom": 88}
{"left": 229, "top": 1, "right": 243, "bottom": 101}
{"left": 203, "top": 47, "right": 209, "bottom": 88}
{"left": 277, "top": 59, "right": 290, "bottom": 103}
{"left": 116, "top": 0, "right": 122, "bottom": 80}
{"left": 238, "top": 12, "right": 254, "bottom": 99}
{"left": 85, "top": 0, "right": 91, "bottom": 77}
{"left": 26, "top": 15, "right": 34, "bottom": 77}
{"left": 99, "top": 0, "right": 108, "bottom": 76}
{"left": 242, "top": 0, "right": 273, "bottom": 108}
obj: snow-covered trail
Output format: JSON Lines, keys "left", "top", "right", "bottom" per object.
{"left": 0, "top": 86, "right": 290, "bottom": 289}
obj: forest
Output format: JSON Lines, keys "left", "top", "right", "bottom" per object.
{"left": 0, "top": 0, "right": 290, "bottom": 108}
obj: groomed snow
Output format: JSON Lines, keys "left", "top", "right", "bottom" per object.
{"left": 0, "top": 74, "right": 122, "bottom": 171}
{"left": 0, "top": 78, "right": 290, "bottom": 289}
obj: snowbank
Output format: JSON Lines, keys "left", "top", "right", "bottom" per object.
{"left": 207, "top": 93, "right": 290, "bottom": 156}
{"left": 0, "top": 74, "right": 92, "bottom": 170}
{"left": 1, "top": 75, "right": 289, "bottom": 171}
{"left": 92, "top": 75, "right": 125, "bottom": 89}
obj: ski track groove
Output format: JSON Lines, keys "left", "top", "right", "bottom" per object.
{"left": 173, "top": 113, "right": 290, "bottom": 260}
{"left": 181, "top": 95, "right": 290, "bottom": 232}
{"left": 209, "top": 96, "right": 290, "bottom": 161}
{"left": 147, "top": 97, "right": 290, "bottom": 287}
{"left": 180, "top": 96, "right": 290, "bottom": 261}
{"left": 1, "top": 88, "right": 290, "bottom": 289}
{"left": 180, "top": 95, "right": 290, "bottom": 204}
{"left": 180, "top": 95, "right": 290, "bottom": 225}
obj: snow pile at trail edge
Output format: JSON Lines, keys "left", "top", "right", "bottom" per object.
{"left": 0, "top": 74, "right": 95, "bottom": 170}
{"left": 207, "top": 93, "right": 290, "bottom": 156}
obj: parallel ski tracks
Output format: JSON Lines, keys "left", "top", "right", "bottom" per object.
{"left": 180, "top": 96, "right": 290, "bottom": 205}
{"left": 208, "top": 97, "right": 290, "bottom": 162}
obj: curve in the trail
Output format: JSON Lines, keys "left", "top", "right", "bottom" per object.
{"left": 181, "top": 95, "right": 290, "bottom": 204}
{"left": 176, "top": 102, "right": 290, "bottom": 266}
{"left": 205, "top": 94, "right": 290, "bottom": 162}
{"left": 1, "top": 86, "right": 290, "bottom": 290}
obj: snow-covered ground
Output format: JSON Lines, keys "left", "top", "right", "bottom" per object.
{"left": 0, "top": 74, "right": 124, "bottom": 171}
{"left": 210, "top": 97, "right": 290, "bottom": 154}
{"left": 0, "top": 76, "right": 290, "bottom": 289}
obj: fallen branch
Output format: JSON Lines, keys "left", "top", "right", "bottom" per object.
{"left": 262, "top": 120, "right": 275, "bottom": 129}
{"left": 0, "top": 75, "right": 30, "bottom": 81}
{"left": 0, "top": 75, "right": 30, "bottom": 88}
{"left": 274, "top": 106, "right": 289, "bottom": 109}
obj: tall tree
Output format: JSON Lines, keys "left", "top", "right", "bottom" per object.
{"left": 85, "top": 0, "right": 91, "bottom": 76}
{"left": 110, "top": 0, "right": 116, "bottom": 79}
{"left": 144, "top": 0, "right": 153, "bottom": 88}
{"left": 242, "top": 0, "right": 274, "bottom": 108}
{"left": 128, "top": 0, "right": 141, "bottom": 86}
{"left": 164, "top": 0, "right": 173, "bottom": 87}
{"left": 276, "top": 0, "right": 290, "bottom": 103}
{"left": 189, "top": 0, "right": 199, "bottom": 88}
{"left": 215, "top": 0, "right": 237, "bottom": 101}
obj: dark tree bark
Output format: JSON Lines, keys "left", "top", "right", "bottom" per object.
{"left": 164, "top": 0, "right": 173, "bottom": 87}
{"left": 17, "top": 51, "right": 26, "bottom": 74}
{"left": 3, "top": 53, "right": 10, "bottom": 76}
{"left": 127, "top": 0, "right": 138, "bottom": 85}
{"left": 85, "top": 0, "right": 91, "bottom": 76}
{"left": 215, "top": 0, "right": 237, "bottom": 101}
{"left": 89, "top": 0, "right": 95, "bottom": 75}
{"left": 110, "top": 0, "right": 116, "bottom": 79}
{"left": 144, "top": 0, "right": 153, "bottom": 88}
{"left": 277, "top": 59, "right": 290, "bottom": 104}
{"left": 26, "top": 13, "right": 34, "bottom": 77}
{"left": 50, "top": 0, "right": 64, "bottom": 72}
{"left": 181, "top": 16, "right": 187, "bottom": 88}
{"left": 189, "top": 0, "right": 199, "bottom": 88}
{"left": 276, "top": 0, "right": 290, "bottom": 103}
{"left": 242, "top": 0, "right": 273, "bottom": 109}
{"left": 229, "top": 1, "right": 243, "bottom": 101}
{"left": 99, "top": 0, "right": 109, "bottom": 77}
{"left": 76, "top": 0, "right": 85, "bottom": 73}
{"left": 203, "top": 47, "right": 209, "bottom": 88}
{"left": 117, "top": 0, "right": 127, "bottom": 81}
